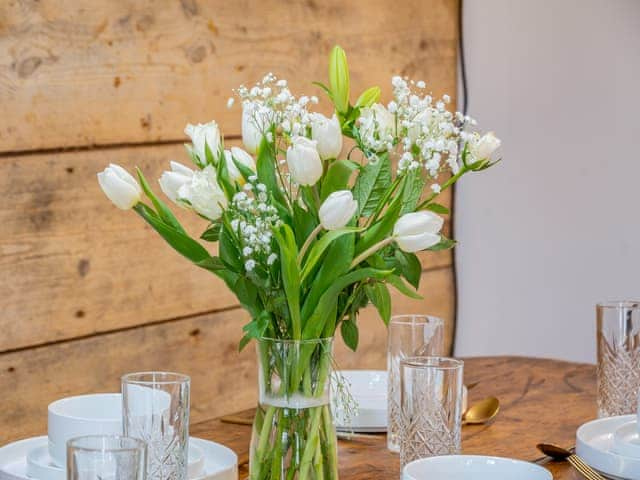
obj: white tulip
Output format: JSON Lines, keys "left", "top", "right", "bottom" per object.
{"left": 242, "top": 106, "right": 271, "bottom": 154}
{"left": 311, "top": 113, "right": 343, "bottom": 160}
{"left": 158, "top": 161, "right": 194, "bottom": 202}
{"left": 319, "top": 190, "right": 358, "bottom": 230}
{"left": 393, "top": 211, "right": 444, "bottom": 252}
{"left": 472, "top": 132, "right": 501, "bottom": 159}
{"left": 286, "top": 136, "right": 323, "bottom": 186}
{"left": 97, "top": 163, "right": 142, "bottom": 210}
{"left": 224, "top": 146, "right": 256, "bottom": 183}
{"left": 184, "top": 121, "right": 221, "bottom": 164}
{"left": 361, "top": 103, "right": 395, "bottom": 136}
{"left": 177, "top": 165, "right": 227, "bottom": 220}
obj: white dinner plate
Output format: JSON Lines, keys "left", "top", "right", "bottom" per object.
{"left": 0, "top": 436, "right": 237, "bottom": 480}
{"left": 333, "top": 370, "right": 387, "bottom": 432}
{"left": 612, "top": 420, "right": 640, "bottom": 459}
{"left": 402, "top": 455, "right": 552, "bottom": 480}
{"left": 576, "top": 414, "right": 640, "bottom": 480}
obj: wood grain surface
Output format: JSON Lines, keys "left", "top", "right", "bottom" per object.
{"left": 191, "top": 356, "right": 596, "bottom": 480}
{"left": 0, "top": 0, "right": 459, "bottom": 152}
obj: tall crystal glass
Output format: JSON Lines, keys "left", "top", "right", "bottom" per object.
{"left": 597, "top": 301, "right": 640, "bottom": 417}
{"left": 387, "top": 315, "right": 444, "bottom": 452}
{"left": 67, "top": 435, "right": 146, "bottom": 480}
{"left": 399, "top": 356, "right": 463, "bottom": 468}
{"left": 122, "top": 372, "right": 190, "bottom": 480}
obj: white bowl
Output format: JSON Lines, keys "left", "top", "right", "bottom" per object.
{"left": 402, "top": 455, "right": 552, "bottom": 480}
{"left": 47, "top": 393, "right": 122, "bottom": 467}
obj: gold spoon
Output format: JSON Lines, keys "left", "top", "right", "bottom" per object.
{"left": 461, "top": 396, "right": 500, "bottom": 425}
{"left": 536, "top": 443, "right": 606, "bottom": 480}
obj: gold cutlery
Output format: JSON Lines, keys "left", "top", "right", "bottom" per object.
{"left": 537, "top": 443, "right": 606, "bottom": 480}
{"left": 461, "top": 396, "right": 500, "bottom": 425}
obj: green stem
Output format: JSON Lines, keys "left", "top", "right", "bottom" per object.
{"left": 313, "top": 441, "right": 324, "bottom": 480}
{"left": 349, "top": 237, "right": 394, "bottom": 268}
{"left": 298, "top": 407, "right": 323, "bottom": 480}
{"left": 321, "top": 406, "right": 338, "bottom": 480}
{"left": 416, "top": 165, "right": 468, "bottom": 210}
{"left": 297, "top": 224, "right": 323, "bottom": 266}
{"left": 252, "top": 406, "right": 277, "bottom": 480}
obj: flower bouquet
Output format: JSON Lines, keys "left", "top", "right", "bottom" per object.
{"left": 98, "top": 46, "right": 499, "bottom": 480}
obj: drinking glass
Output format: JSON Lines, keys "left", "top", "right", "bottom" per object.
{"left": 387, "top": 314, "right": 444, "bottom": 452}
{"left": 597, "top": 301, "right": 640, "bottom": 417}
{"left": 399, "top": 357, "right": 463, "bottom": 468}
{"left": 67, "top": 435, "right": 146, "bottom": 480}
{"left": 122, "top": 372, "right": 190, "bottom": 480}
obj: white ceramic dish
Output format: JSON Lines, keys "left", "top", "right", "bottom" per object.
{"left": 25, "top": 439, "right": 205, "bottom": 480}
{"left": 402, "top": 455, "right": 552, "bottom": 480}
{"left": 576, "top": 414, "right": 640, "bottom": 480}
{"left": 613, "top": 420, "right": 640, "bottom": 458}
{"left": 0, "top": 436, "right": 236, "bottom": 480}
{"left": 333, "top": 370, "right": 387, "bottom": 432}
{"left": 47, "top": 393, "right": 122, "bottom": 466}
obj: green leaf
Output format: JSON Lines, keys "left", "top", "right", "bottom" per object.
{"left": 200, "top": 222, "right": 221, "bottom": 242}
{"left": 215, "top": 151, "right": 236, "bottom": 200}
{"left": 355, "top": 192, "right": 402, "bottom": 256}
{"left": 329, "top": 45, "right": 350, "bottom": 114}
{"left": 355, "top": 86, "right": 381, "bottom": 108}
{"left": 341, "top": 318, "right": 359, "bottom": 351}
{"left": 219, "top": 218, "right": 242, "bottom": 271}
{"left": 300, "top": 234, "right": 354, "bottom": 323}
{"left": 312, "top": 81, "right": 333, "bottom": 100}
{"left": 401, "top": 172, "right": 427, "bottom": 214}
{"left": 387, "top": 274, "right": 423, "bottom": 300}
{"left": 365, "top": 282, "right": 391, "bottom": 325}
{"left": 302, "top": 267, "right": 392, "bottom": 340}
{"left": 424, "top": 202, "right": 450, "bottom": 215}
{"left": 195, "top": 255, "right": 225, "bottom": 273}
{"left": 395, "top": 250, "right": 422, "bottom": 289}
{"left": 427, "top": 235, "right": 457, "bottom": 251}
{"left": 274, "top": 224, "right": 302, "bottom": 339}
{"left": 292, "top": 202, "right": 318, "bottom": 248}
{"left": 300, "top": 227, "right": 361, "bottom": 282}
{"left": 240, "top": 310, "right": 270, "bottom": 349}
{"left": 352, "top": 153, "right": 392, "bottom": 217}
{"left": 133, "top": 203, "right": 210, "bottom": 263}
{"left": 233, "top": 276, "right": 260, "bottom": 317}
{"left": 136, "top": 168, "right": 187, "bottom": 235}
{"left": 320, "top": 159, "right": 358, "bottom": 201}
{"left": 256, "top": 136, "right": 287, "bottom": 206}
{"left": 231, "top": 154, "right": 256, "bottom": 184}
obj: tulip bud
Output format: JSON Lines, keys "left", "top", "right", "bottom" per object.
{"left": 355, "top": 86, "right": 381, "bottom": 109}
{"left": 319, "top": 190, "right": 358, "bottom": 230}
{"left": 242, "top": 106, "right": 269, "bottom": 154}
{"left": 184, "top": 121, "right": 221, "bottom": 164}
{"left": 329, "top": 45, "right": 350, "bottom": 114}
{"left": 311, "top": 113, "right": 343, "bottom": 160}
{"left": 472, "top": 132, "right": 501, "bottom": 160}
{"left": 286, "top": 136, "right": 323, "bottom": 186}
{"left": 97, "top": 163, "right": 142, "bottom": 210}
{"left": 224, "top": 147, "right": 256, "bottom": 183}
{"left": 393, "top": 211, "right": 444, "bottom": 252}
{"left": 158, "top": 161, "right": 194, "bottom": 202}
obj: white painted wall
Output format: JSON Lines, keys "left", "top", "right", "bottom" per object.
{"left": 454, "top": 0, "right": 640, "bottom": 363}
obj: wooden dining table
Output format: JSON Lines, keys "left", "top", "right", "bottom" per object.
{"left": 191, "top": 356, "right": 597, "bottom": 479}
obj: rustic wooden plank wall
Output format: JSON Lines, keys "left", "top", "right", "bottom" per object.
{"left": 0, "top": 0, "right": 459, "bottom": 443}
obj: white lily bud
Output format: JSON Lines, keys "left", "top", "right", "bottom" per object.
{"left": 242, "top": 106, "right": 264, "bottom": 154}
{"left": 472, "top": 132, "right": 501, "bottom": 159}
{"left": 393, "top": 211, "right": 444, "bottom": 252}
{"left": 97, "top": 163, "right": 142, "bottom": 210}
{"left": 184, "top": 121, "right": 221, "bottom": 164}
{"left": 311, "top": 113, "right": 343, "bottom": 160}
{"left": 224, "top": 146, "right": 256, "bottom": 183}
{"left": 319, "top": 190, "right": 358, "bottom": 230}
{"left": 286, "top": 136, "right": 323, "bottom": 186}
{"left": 158, "top": 161, "right": 194, "bottom": 202}
{"left": 177, "top": 165, "right": 227, "bottom": 220}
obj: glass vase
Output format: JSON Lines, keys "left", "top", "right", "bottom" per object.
{"left": 250, "top": 337, "right": 338, "bottom": 480}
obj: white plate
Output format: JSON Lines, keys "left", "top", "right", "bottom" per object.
{"left": 402, "top": 455, "right": 552, "bottom": 480}
{"left": 0, "top": 436, "right": 236, "bottom": 480}
{"left": 613, "top": 420, "right": 640, "bottom": 458}
{"left": 576, "top": 414, "right": 640, "bottom": 480}
{"left": 333, "top": 370, "right": 387, "bottom": 432}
